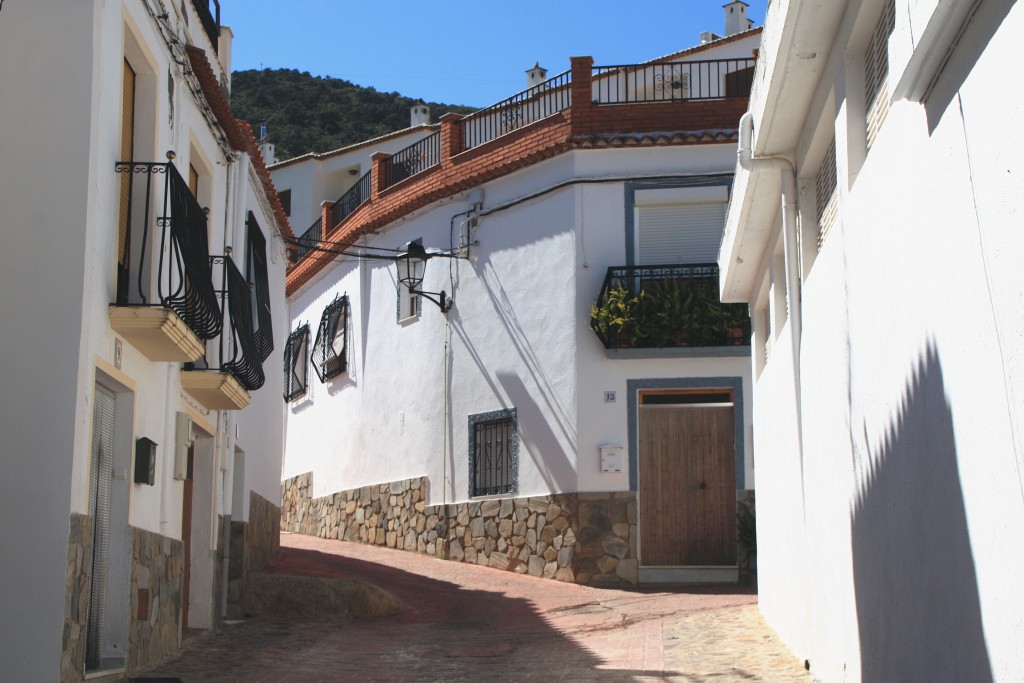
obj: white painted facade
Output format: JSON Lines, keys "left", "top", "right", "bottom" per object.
{"left": 0, "top": 2, "right": 287, "bottom": 679}
{"left": 719, "top": 0, "right": 1024, "bottom": 680}
{"left": 281, "top": 29, "right": 761, "bottom": 563}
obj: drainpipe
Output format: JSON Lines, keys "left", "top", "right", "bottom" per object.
{"left": 738, "top": 112, "right": 806, "bottom": 508}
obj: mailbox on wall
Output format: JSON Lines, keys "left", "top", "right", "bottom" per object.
{"left": 134, "top": 437, "right": 157, "bottom": 486}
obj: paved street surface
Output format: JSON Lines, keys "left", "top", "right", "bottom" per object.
{"left": 131, "top": 533, "right": 811, "bottom": 682}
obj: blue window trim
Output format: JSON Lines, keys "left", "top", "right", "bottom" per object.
{"left": 624, "top": 175, "right": 734, "bottom": 265}
{"left": 467, "top": 407, "right": 519, "bottom": 498}
{"left": 626, "top": 376, "right": 745, "bottom": 490}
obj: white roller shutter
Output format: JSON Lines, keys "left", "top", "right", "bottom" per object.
{"left": 637, "top": 201, "right": 726, "bottom": 265}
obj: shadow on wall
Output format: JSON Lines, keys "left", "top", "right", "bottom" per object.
{"left": 851, "top": 344, "right": 992, "bottom": 680}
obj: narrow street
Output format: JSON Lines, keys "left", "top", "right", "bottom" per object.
{"left": 131, "top": 533, "right": 811, "bottom": 682}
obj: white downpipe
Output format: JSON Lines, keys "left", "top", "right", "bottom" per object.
{"left": 738, "top": 111, "right": 806, "bottom": 511}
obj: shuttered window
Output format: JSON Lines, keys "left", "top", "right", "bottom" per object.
{"left": 815, "top": 138, "right": 839, "bottom": 247}
{"left": 637, "top": 202, "right": 727, "bottom": 265}
{"left": 865, "top": 0, "right": 896, "bottom": 150}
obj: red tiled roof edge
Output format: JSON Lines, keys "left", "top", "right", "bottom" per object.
{"left": 270, "top": 123, "right": 442, "bottom": 170}
{"left": 647, "top": 26, "right": 762, "bottom": 64}
{"left": 185, "top": 45, "right": 295, "bottom": 241}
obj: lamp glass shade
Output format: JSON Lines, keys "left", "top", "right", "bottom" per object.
{"left": 397, "top": 242, "right": 427, "bottom": 290}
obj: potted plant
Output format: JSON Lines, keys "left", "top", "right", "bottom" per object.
{"left": 591, "top": 287, "right": 643, "bottom": 348}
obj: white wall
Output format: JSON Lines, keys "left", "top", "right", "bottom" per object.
{"left": 727, "top": 1, "right": 1024, "bottom": 680}
{"left": 284, "top": 142, "right": 754, "bottom": 504}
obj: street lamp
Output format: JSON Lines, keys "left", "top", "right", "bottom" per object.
{"left": 396, "top": 241, "right": 449, "bottom": 313}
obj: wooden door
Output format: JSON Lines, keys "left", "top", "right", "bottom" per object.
{"left": 116, "top": 59, "right": 136, "bottom": 302}
{"left": 181, "top": 445, "right": 195, "bottom": 630}
{"left": 639, "top": 403, "right": 736, "bottom": 566}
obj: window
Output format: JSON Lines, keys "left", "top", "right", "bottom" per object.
{"left": 468, "top": 409, "right": 518, "bottom": 497}
{"left": 283, "top": 325, "right": 309, "bottom": 401}
{"left": 397, "top": 239, "right": 423, "bottom": 321}
{"left": 278, "top": 189, "right": 291, "bottom": 217}
{"left": 815, "top": 137, "right": 838, "bottom": 247}
{"left": 312, "top": 295, "right": 348, "bottom": 381}
{"left": 245, "top": 212, "right": 273, "bottom": 361}
{"left": 865, "top": 0, "right": 896, "bottom": 151}
{"left": 632, "top": 185, "right": 729, "bottom": 266}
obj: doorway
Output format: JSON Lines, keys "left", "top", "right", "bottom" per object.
{"left": 637, "top": 389, "right": 737, "bottom": 582}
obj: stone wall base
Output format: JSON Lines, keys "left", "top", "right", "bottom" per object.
{"left": 127, "top": 527, "right": 183, "bottom": 672}
{"left": 281, "top": 473, "right": 638, "bottom": 585}
{"left": 227, "top": 492, "right": 282, "bottom": 619}
{"left": 61, "top": 513, "right": 93, "bottom": 683}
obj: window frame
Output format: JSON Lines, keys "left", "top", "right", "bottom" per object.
{"left": 312, "top": 295, "right": 348, "bottom": 382}
{"left": 283, "top": 324, "right": 310, "bottom": 402}
{"left": 468, "top": 408, "right": 518, "bottom": 498}
{"left": 245, "top": 211, "right": 273, "bottom": 361}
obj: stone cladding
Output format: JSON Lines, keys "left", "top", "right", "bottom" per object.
{"left": 127, "top": 527, "right": 183, "bottom": 672}
{"left": 281, "top": 472, "right": 638, "bottom": 585}
{"left": 227, "top": 491, "right": 282, "bottom": 618}
{"left": 60, "top": 513, "right": 92, "bottom": 683}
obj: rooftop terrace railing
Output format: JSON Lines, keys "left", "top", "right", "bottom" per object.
{"left": 382, "top": 132, "right": 441, "bottom": 189}
{"left": 293, "top": 217, "right": 322, "bottom": 264}
{"left": 192, "top": 0, "right": 221, "bottom": 53}
{"left": 329, "top": 170, "right": 372, "bottom": 228}
{"left": 592, "top": 58, "right": 755, "bottom": 104}
{"left": 460, "top": 69, "right": 572, "bottom": 150}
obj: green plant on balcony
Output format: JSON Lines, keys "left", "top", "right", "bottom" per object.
{"left": 591, "top": 287, "right": 647, "bottom": 347}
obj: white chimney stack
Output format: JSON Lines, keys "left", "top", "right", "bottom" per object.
{"left": 410, "top": 104, "right": 430, "bottom": 127}
{"left": 526, "top": 62, "right": 548, "bottom": 89}
{"left": 724, "top": 1, "right": 753, "bottom": 36}
{"left": 218, "top": 25, "right": 234, "bottom": 92}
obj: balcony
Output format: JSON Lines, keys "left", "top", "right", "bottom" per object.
{"left": 192, "top": 0, "right": 220, "bottom": 53}
{"left": 181, "top": 254, "right": 266, "bottom": 411}
{"left": 287, "top": 56, "right": 754, "bottom": 279}
{"left": 109, "top": 160, "right": 221, "bottom": 362}
{"left": 590, "top": 264, "right": 750, "bottom": 351}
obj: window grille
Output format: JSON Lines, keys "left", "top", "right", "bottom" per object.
{"left": 865, "top": 0, "right": 896, "bottom": 151}
{"left": 245, "top": 212, "right": 274, "bottom": 362}
{"left": 469, "top": 409, "right": 518, "bottom": 498}
{"left": 815, "top": 138, "right": 839, "bottom": 247}
{"left": 312, "top": 295, "right": 348, "bottom": 381}
{"left": 283, "top": 325, "right": 309, "bottom": 401}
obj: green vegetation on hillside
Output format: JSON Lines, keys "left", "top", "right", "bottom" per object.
{"left": 230, "top": 69, "right": 476, "bottom": 161}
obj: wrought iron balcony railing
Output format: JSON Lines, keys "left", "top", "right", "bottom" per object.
{"left": 592, "top": 58, "right": 755, "bottom": 104}
{"left": 192, "top": 0, "right": 221, "bottom": 53}
{"left": 293, "top": 217, "right": 322, "bottom": 264}
{"left": 328, "top": 170, "right": 372, "bottom": 228}
{"left": 460, "top": 69, "right": 572, "bottom": 150}
{"left": 114, "top": 160, "right": 222, "bottom": 340}
{"left": 189, "top": 253, "right": 266, "bottom": 392}
{"left": 590, "top": 263, "right": 750, "bottom": 349}
{"left": 382, "top": 132, "right": 440, "bottom": 189}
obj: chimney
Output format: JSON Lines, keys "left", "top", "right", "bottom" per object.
{"left": 410, "top": 104, "right": 430, "bottom": 127}
{"left": 218, "top": 25, "right": 234, "bottom": 92}
{"left": 526, "top": 62, "right": 548, "bottom": 89}
{"left": 724, "top": 1, "right": 753, "bottom": 36}
{"left": 258, "top": 123, "right": 276, "bottom": 166}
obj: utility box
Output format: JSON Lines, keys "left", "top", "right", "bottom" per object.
{"left": 599, "top": 445, "right": 624, "bottom": 473}
{"left": 134, "top": 437, "right": 157, "bottom": 485}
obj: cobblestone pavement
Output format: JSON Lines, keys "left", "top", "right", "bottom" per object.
{"left": 131, "top": 533, "right": 811, "bottom": 683}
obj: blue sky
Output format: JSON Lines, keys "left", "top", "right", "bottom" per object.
{"left": 221, "top": 0, "right": 767, "bottom": 108}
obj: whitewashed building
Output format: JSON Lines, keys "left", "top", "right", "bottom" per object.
{"left": 0, "top": 2, "right": 291, "bottom": 681}
{"left": 279, "top": 8, "right": 761, "bottom": 587}
{"left": 719, "top": 0, "right": 1024, "bottom": 680}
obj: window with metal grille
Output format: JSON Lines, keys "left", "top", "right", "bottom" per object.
{"left": 312, "top": 295, "right": 348, "bottom": 381}
{"left": 283, "top": 324, "right": 309, "bottom": 401}
{"left": 865, "top": 0, "right": 896, "bottom": 151}
{"left": 815, "top": 137, "right": 839, "bottom": 247}
{"left": 245, "top": 212, "right": 274, "bottom": 362}
{"left": 469, "top": 409, "right": 518, "bottom": 498}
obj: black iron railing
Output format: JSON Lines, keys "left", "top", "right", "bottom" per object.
{"left": 114, "top": 161, "right": 222, "bottom": 340}
{"left": 311, "top": 295, "right": 348, "bottom": 381}
{"left": 592, "top": 58, "right": 755, "bottom": 104}
{"left": 461, "top": 70, "right": 572, "bottom": 150}
{"left": 199, "top": 254, "right": 265, "bottom": 392}
{"left": 328, "top": 170, "right": 372, "bottom": 228}
{"left": 192, "top": 0, "right": 221, "bottom": 53}
{"left": 590, "top": 263, "right": 750, "bottom": 349}
{"left": 382, "top": 133, "right": 441, "bottom": 189}
{"left": 293, "top": 217, "right": 322, "bottom": 263}
{"left": 245, "top": 212, "right": 274, "bottom": 361}
{"left": 283, "top": 324, "right": 310, "bottom": 402}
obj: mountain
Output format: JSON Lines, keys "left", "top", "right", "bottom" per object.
{"left": 230, "top": 69, "right": 477, "bottom": 162}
